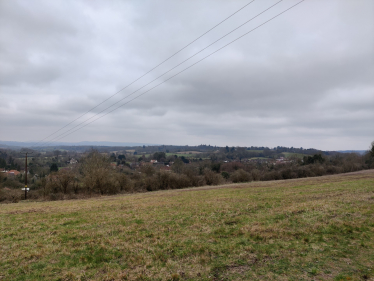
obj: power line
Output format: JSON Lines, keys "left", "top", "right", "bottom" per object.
{"left": 41, "top": 0, "right": 306, "bottom": 146}
{"left": 37, "top": 0, "right": 284, "bottom": 147}
{"left": 30, "top": 0, "right": 256, "bottom": 147}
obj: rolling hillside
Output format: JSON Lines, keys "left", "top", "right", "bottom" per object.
{"left": 1, "top": 170, "right": 373, "bottom": 280}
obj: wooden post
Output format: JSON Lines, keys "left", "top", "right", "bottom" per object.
{"left": 21, "top": 151, "right": 33, "bottom": 200}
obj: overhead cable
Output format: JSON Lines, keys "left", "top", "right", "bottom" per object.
{"left": 39, "top": 0, "right": 285, "bottom": 146}
{"left": 41, "top": 0, "right": 306, "bottom": 146}
{"left": 31, "top": 0, "right": 256, "bottom": 147}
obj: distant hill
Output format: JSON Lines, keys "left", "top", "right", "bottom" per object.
{"left": 337, "top": 150, "right": 367, "bottom": 155}
{"left": 0, "top": 140, "right": 158, "bottom": 148}
{"left": 0, "top": 140, "right": 368, "bottom": 155}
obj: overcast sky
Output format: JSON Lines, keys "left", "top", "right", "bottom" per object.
{"left": 0, "top": 0, "right": 373, "bottom": 150}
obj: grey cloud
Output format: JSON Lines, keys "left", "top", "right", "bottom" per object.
{"left": 0, "top": 0, "right": 373, "bottom": 150}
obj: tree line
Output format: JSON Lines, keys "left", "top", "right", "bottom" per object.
{"left": 1, "top": 142, "right": 373, "bottom": 203}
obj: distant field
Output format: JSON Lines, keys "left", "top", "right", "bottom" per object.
{"left": 246, "top": 151, "right": 307, "bottom": 159}
{"left": 281, "top": 152, "right": 305, "bottom": 159}
{"left": 132, "top": 153, "right": 201, "bottom": 159}
{"left": 248, "top": 157, "right": 268, "bottom": 160}
{"left": 166, "top": 152, "right": 201, "bottom": 158}
{"left": 1, "top": 170, "right": 373, "bottom": 280}
{"left": 176, "top": 151, "right": 202, "bottom": 155}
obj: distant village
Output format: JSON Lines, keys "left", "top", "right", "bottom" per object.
{"left": 1, "top": 144, "right": 370, "bottom": 202}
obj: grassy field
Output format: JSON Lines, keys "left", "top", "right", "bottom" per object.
{"left": 165, "top": 153, "right": 201, "bottom": 158}
{"left": 175, "top": 151, "right": 202, "bottom": 155}
{"left": 1, "top": 171, "right": 374, "bottom": 281}
{"left": 132, "top": 153, "right": 201, "bottom": 159}
{"left": 248, "top": 157, "right": 268, "bottom": 160}
{"left": 281, "top": 152, "right": 305, "bottom": 159}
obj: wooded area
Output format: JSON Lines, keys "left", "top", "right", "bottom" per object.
{"left": 1, "top": 142, "right": 373, "bottom": 203}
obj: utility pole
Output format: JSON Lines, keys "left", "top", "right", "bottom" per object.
{"left": 21, "top": 151, "right": 33, "bottom": 200}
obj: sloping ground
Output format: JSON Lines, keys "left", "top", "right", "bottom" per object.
{"left": 0, "top": 170, "right": 373, "bottom": 280}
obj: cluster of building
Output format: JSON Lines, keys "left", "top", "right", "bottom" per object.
{"left": 275, "top": 157, "right": 293, "bottom": 164}
{"left": 1, "top": 169, "right": 22, "bottom": 178}
{"left": 68, "top": 158, "right": 78, "bottom": 165}
{"left": 1, "top": 169, "right": 42, "bottom": 180}
{"left": 108, "top": 159, "right": 173, "bottom": 172}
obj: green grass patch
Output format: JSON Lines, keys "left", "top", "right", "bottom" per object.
{"left": 282, "top": 152, "right": 306, "bottom": 158}
{"left": 249, "top": 157, "right": 268, "bottom": 160}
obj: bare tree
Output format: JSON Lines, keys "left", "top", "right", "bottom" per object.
{"left": 39, "top": 177, "right": 48, "bottom": 196}
{"left": 81, "top": 150, "right": 113, "bottom": 194}
{"left": 54, "top": 169, "right": 75, "bottom": 194}
{"left": 140, "top": 164, "right": 155, "bottom": 177}
{"left": 116, "top": 173, "right": 132, "bottom": 192}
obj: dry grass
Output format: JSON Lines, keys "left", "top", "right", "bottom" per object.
{"left": 1, "top": 170, "right": 374, "bottom": 280}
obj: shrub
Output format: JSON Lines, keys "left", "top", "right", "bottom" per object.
{"left": 295, "top": 166, "right": 315, "bottom": 178}
{"left": 156, "top": 171, "right": 172, "bottom": 190}
{"left": 46, "top": 175, "right": 60, "bottom": 194}
{"left": 261, "top": 170, "right": 282, "bottom": 181}
{"left": 309, "top": 165, "right": 326, "bottom": 177}
{"left": 2, "top": 178, "right": 23, "bottom": 189}
{"left": 221, "top": 171, "right": 230, "bottom": 179}
{"left": 143, "top": 171, "right": 198, "bottom": 192}
{"left": 183, "top": 166, "right": 204, "bottom": 186}
{"left": 72, "top": 182, "right": 81, "bottom": 194}
{"left": 231, "top": 169, "right": 252, "bottom": 183}
{"left": 169, "top": 173, "right": 192, "bottom": 189}
{"left": 115, "top": 173, "right": 132, "bottom": 192}
{"left": 303, "top": 154, "right": 325, "bottom": 165}
{"left": 221, "top": 162, "right": 245, "bottom": 173}
{"left": 281, "top": 168, "right": 297, "bottom": 179}
{"left": 27, "top": 189, "right": 44, "bottom": 200}
{"left": 144, "top": 176, "right": 158, "bottom": 191}
{"left": 105, "top": 178, "right": 120, "bottom": 194}
{"left": 140, "top": 164, "right": 156, "bottom": 177}
{"left": 325, "top": 165, "right": 339, "bottom": 175}
{"left": 251, "top": 169, "right": 261, "bottom": 181}
{"left": 80, "top": 151, "right": 116, "bottom": 195}
{"left": 0, "top": 188, "right": 23, "bottom": 203}
{"left": 49, "top": 193, "right": 64, "bottom": 201}
{"left": 0, "top": 189, "right": 4, "bottom": 202}
{"left": 204, "top": 169, "right": 222, "bottom": 185}
{"left": 211, "top": 163, "right": 221, "bottom": 173}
